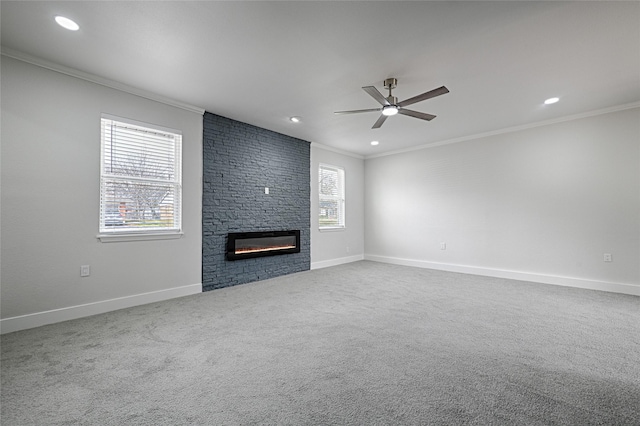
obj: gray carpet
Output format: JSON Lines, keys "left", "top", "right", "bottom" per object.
{"left": 2, "top": 261, "right": 639, "bottom": 425}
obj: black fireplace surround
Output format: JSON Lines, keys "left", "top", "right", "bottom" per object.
{"left": 226, "top": 230, "right": 301, "bottom": 261}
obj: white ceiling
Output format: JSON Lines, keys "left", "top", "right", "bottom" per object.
{"left": 2, "top": 1, "right": 639, "bottom": 157}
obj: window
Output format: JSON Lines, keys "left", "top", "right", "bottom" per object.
{"left": 99, "top": 115, "right": 182, "bottom": 238}
{"left": 319, "top": 164, "right": 345, "bottom": 229}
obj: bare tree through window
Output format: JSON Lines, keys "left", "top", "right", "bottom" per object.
{"left": 100, "top": 117, "right": 181, "bottom": 233}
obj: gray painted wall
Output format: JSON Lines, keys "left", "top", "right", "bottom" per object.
{"left": 364, "top": 107, "right": 640, "bottom": 292}
{"left": 1, "top": 57, "right": 203, "bottom": 322}
{"left": 202, "top": 113, "right": 310, "bottom": 291}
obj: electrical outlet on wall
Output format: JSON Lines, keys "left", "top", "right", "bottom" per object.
{"left": 80, "top": 265, "right": 90, "bottom": 277}
{"left": 603, "top": 253, "right": 612, "bottom": 262}
{"left": 440, "top": 242, "right": 446, "bottom": 250}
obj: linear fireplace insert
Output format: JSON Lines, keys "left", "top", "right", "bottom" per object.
{"left": 226, "top": 230, "right": 300, "bottom": 261}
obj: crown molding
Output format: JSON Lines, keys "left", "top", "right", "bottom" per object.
{"left": 311, "top": 142, "right": 365, "bottom": 159}
{"left": 1, "top": 47, "right": 205, "bottom": 115}
{"left": 365, "top": 101, "right": 640, "bottom": 160}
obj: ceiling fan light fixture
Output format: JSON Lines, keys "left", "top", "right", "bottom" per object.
{"left": 55, "top": 16, "right": 79, "bottom": 31}
{"left": 382, "top": 105, "right": 398, "bottom": 116}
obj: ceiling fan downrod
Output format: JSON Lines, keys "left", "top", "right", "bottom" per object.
{"left": 382, "top": 78, "right": 399, "bottom": 115}
{"left": 384, "top": 78, "right": 398, "bottom": 104}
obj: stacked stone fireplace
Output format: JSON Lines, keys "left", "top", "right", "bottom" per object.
{"left": 202, "top": 112, "right": 310, "bottom": 291}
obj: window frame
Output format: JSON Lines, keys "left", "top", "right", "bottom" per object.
{"left": 318, "top": 163, "right": 346, "bottom": 230}
{"left": 97, "top": 114, "right": 183, "bottom": 243}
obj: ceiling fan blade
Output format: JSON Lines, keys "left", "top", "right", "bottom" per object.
{"left": 398, "top": 109, "right": 436, "bottom": 121}
{"left": 334, "top": 108, "right": 381, "bottom": 115}
{"left": 372, "top": 115, "right": 388, "bottom": 129}
{"left": 397, "top": 86, "right": 449, "bottom": 108}
{"left": 362, "top": 86, "right": 390, "bottom": 106}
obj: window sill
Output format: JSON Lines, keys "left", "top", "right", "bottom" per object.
{"left": 319, "top": 227, "right": 346, "bottom": 232}
{"left": 97, "top": 231, "right": 184, "bottom": 243}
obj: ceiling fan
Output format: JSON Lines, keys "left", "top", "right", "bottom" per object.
{"left": 334, "top": 78, "right": 449, "bottom": 129}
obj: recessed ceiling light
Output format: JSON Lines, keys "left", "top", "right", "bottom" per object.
{"left": 371, "top": 141, "right": 379, "bottom": 146}
{"left": 290, "top": 116, "right": 301, "bottom": 123}
{"left": 544, "top": 97, "right": 560, "bottom": 105}
{"left": 55, "top": 16, "right": 80, "bottom": 31}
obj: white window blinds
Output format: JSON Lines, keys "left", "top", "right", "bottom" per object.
{"left": 100, "top": 116, "right": 182, "bottom": 234}
{"left": 319, "top": 164, "right": 345, "bottom": 228}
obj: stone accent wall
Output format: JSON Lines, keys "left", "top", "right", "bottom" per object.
{"left": 202, "top": 112, "right": 310, "bottom": 291}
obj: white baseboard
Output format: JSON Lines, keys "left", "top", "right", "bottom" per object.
{"left": 364, "top": 255, "right": 640, "bottom": 297}
{"left": 311, "top": 254, "right": 365, "bottom": 270}
{"left": 1, "top": 283, "right": 202, "bottom": 334}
